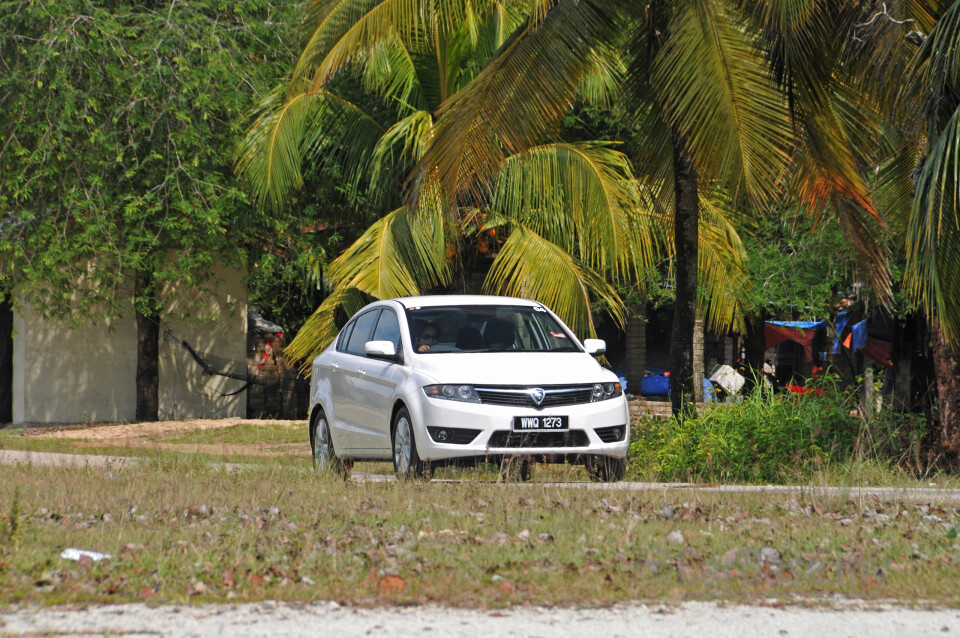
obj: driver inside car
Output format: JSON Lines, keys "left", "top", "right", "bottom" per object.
{"left": 416, "top": 322, "right": 440, "bottom": 352}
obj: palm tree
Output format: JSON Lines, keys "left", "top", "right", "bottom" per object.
{"left": 411, "top": 0, "right": 799, "bottom": 415}
{"left": 860, "top": 0, "right": 960, "bottom": 459}
{"left": 409, "top": 0, "right": 905, "bottom": 415}
{"left": 235, "top": 0, "right": 662, "bottom": 366}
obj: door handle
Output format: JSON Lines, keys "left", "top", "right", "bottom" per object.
{"left": 332, "top": 361, "right": 340, "bottom": 370}
{"left": 358, "top": 367, "right": 366, "bottom": 377}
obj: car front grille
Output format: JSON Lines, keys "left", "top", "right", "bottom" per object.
{"left": 594, "top": 425, "right": 628, "bottom": 443}
{"left": 487, "top": 430, "right": 589, "bottom": 448}
{"left": 474, "top": 385, "right": 594, "bottom": 409}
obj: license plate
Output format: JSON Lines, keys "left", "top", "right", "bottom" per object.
{"left": 513, "top": 415, "right": 568, "bottom": 431}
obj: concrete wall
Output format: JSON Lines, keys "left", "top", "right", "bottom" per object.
{"left": 157, "top": 264, "right": 247, "bottom": 420}
{"left": 12, "top": 265, "right": 246, "bottom": 424}
{"left": 13, "top": 310, "right": 138, "bottom": 424}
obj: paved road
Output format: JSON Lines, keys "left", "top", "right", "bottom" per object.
{"left": 4, "top": 449, "right": 960, "bottom": 504}
{"left": 2, "top": 600, "right": 959, "bottom": 637}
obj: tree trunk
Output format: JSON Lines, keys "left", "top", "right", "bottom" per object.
{"left": 625, "top": 306, "right": 647, "bottom": 396}
{"left": 135, "top": 273, "right": 160, "bottom": 422}
{"left": 0, "top": 301, "right": 12, "bottom": 424}
{"left": 669, "top": 137, "right": 698, "bottom": 418}
{"left": 932, "top": 320, "right": 960, "bottom": 461}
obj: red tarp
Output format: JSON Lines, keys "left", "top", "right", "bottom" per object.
{"left": 861, "top": 336, "right": 893, "bottom": 366}
{"left": 765, "top": 323, "right": 820, "bottom": 362}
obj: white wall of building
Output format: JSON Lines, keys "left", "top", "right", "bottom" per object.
{"left": 12, "top": 266, "right": 247, "bottom": 424}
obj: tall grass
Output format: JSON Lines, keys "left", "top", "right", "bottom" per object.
{"left": 630, "top": 380, "right": 929, "bottom": 484}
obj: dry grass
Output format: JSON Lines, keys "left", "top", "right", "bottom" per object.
{"left": 3, "top": 454, "right": 960, "bottom": 608}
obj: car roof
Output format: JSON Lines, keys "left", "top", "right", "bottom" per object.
{"left": 391, "top": 295, "right": 540, "bottom": 309}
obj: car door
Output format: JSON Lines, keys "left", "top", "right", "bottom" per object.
{"left": 330, "top": 309, "right": 380, "bottom": 451}
{"left": 349, "top": 307, "right": 403, "bottom": 455}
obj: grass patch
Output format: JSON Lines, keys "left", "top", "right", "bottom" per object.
{"left": 160, "top": 423, "right": 303, "bottom": 446}
{"left": 2, "top": 455, "right": 960, "bottom": 607}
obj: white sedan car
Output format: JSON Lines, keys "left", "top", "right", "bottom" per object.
{"left": 308, "top": 295, "right": 630, "bottom": 482}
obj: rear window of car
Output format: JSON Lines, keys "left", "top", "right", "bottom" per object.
{"left": 345, "top": 310, "right": 380, "bottom": 355}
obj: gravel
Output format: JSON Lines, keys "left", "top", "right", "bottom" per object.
{"left": 2, "top": 601, "right": 959, "bottom": 637}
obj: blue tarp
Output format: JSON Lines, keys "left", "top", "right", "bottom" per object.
{"left": 639, "top": 376, "right": 716, "bottom": 402}
{"left": 767, "top": 320, "right": 826, "bottom": 330}
{"left": 850, "top": 319, "right": 868, "bottom": 351}
{"left": 832, "top": 310, "right": 852, "bottom": 353}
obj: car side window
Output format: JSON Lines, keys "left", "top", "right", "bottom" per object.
{"left": 345, "top": 310, "right": 380, "bottom": 355}
{"left": 336, "top": 320, "right": 356, "bottom": 352}
{"left": 371, "top": 308, "right": 402, "bottom": 352}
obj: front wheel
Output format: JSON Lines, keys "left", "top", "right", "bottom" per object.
{"left": 311, "top": 408, "right": 349, "bottom": 479}
{"left": 585, "top": 455, "right": 625, "bottom": 483}
{"left": 392, "top": 407, "right": 429, "bottom": 480}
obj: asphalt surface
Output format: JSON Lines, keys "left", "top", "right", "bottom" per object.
{"left": 2, "top": 600, "right": 960, "bottom": 637}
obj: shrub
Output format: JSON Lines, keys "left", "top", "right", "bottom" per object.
{"left": 630, "top": 381, "right": 862, "bottom": 483}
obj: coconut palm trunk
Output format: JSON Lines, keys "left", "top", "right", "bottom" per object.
{"left": 932, "top": 321, "right": 960, "bottom": 462}
{"left": 670, "top": 136, "right": 698, "bottom": 417}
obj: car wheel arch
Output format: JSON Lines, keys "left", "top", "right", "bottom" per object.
{"left": 390, "top": 400, "right": 409, "bottom": 437}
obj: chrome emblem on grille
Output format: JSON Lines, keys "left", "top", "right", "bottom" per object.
{"left": 529, "top": 387, "right": 545, "bottom": 406}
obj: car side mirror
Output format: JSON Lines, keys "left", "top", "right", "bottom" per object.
{"left": 583, "top": 339, "right": 606, "bottom": 356}
{"left": 364, "top": 340, "right": 400, "bottom": 361}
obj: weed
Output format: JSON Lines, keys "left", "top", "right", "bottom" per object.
{"left": 629, "top": 380, "right": 932, "bottom": 484}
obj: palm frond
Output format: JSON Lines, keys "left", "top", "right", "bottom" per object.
{"left": 787, "top": 82, "right": 892, "bottom": 299}
{"left": 909, "top": 0, "right": 960, "bottom": 134}
{"left": 483, "top": 225, "right": 625, "bottom": 338}
{"left": 651, "top": 0, "right": 792, "bottom": 205}
{"left": 369, "top": 110, "right": 435, "bottom": 203}
{"left": 491, "top": 141, "right": 658, "bottom": 280}
{"left": 284, "top": 286, "right": 370, "bottom": 372}
{"left": 235, "top": 88, "right": 385, "bottom": 211}
{"left": 413, "top": 0, "right": 623, "bottom": 204}
{"left": 907, "top": 103, "right": 960, "bottom": 342}
{"left": 697, "top": 196, "right": 749, "bottom": 333}
{"left": 327, "top": 204, "right": 450, "bottom": 298}
{"left": 299, "top": 0, "right": 502, "bottom": 92}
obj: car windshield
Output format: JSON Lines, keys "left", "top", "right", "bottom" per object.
{"left": 405, "top": 304, "right": 581, "bottom": 354}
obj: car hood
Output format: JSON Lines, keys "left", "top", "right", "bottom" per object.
{"left": 410, "top": 352, "right": 618, "bottom": 385}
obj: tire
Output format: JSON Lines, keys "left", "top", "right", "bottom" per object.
{"left": 498, "top": 456, "right": 532, "bottom": 482}
{"left": 585, "top": 455, "right": 625, "bottom": 483}
{"left": 311, "top": 408, "right": 349, "bottom": 479}
{"left": 392, "top": 407, "right": 429, "bottom": 480}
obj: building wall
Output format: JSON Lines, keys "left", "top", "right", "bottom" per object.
{"left": 157, "top": 264, "right": 247, "bottom": 420}
{"left": 13, "top": 309, "right": 138, "bottom": 424}
{"left": 12, "top": 266, "right": 246, "bottom": 424}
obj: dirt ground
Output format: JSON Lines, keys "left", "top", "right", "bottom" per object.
{"left": 20, "top": 418, "right": 307, "bottom": 457}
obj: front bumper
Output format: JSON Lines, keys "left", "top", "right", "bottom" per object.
{"left": 411, "top": 394, "right": 630, "bottom": 461}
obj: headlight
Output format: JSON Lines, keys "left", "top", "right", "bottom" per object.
{"left": 591, "top": 381, "right": 622, "bottom": 402}
{"left": 423, "top": 384, "right": 481, "bottom": 403}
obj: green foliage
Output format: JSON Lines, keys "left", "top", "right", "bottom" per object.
{"left": 740, "top": 210, "right": 860, "bottom": 319}
{"left": 0, "top": 0, "right": 296, "bottom": 320}
{"left": 631, "top": 383, "right": 861, "bottom": 483}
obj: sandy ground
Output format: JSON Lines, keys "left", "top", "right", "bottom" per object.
{"left": 17, "top": 418, "right": 307, "bottom": 457}
{"left": 22, "top": 418, "right": 300, "bottom": 440}
{"left": 2, "top": 600, "right": 959, "bottom": 637}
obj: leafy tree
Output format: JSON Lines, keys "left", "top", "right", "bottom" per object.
{"left": 0, "top": 0, "right": 297, "bottom": 420}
